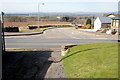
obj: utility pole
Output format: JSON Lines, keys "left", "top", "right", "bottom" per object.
{"left": 38, "top": 3, "right": 40, "bottom": 28}
{"left": 1, "top": 12, "right": 5, "bottom": 52}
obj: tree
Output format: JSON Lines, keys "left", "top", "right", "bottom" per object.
{"left": 86, "top": 18, "right": 91, "bottom": 25}
{"left": 61, "top": 16, "right": 76, "bottom": 22}
{"left": 62, "top": 16, "right": 70, "bottom": 22}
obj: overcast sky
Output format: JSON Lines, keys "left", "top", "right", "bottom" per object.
{"left": 0, "top": 0, "right": 119, "bottom": 13}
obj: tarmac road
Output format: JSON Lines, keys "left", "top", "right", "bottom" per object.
{"left": 5, "top": 27, "right": 117, "bottom": 49}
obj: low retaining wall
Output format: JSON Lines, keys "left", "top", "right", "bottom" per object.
{"left": 61, "top": 44, "right": 77, "bottom": 56}
{"left": 5, "top": 31, "right": 43, "bottom": 36}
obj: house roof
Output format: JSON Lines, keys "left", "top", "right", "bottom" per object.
{"left": 99, "top": 17, "right": 111, "bottom": 24}
{"left": 108, "top": 15, "right": 116, "bottom": 18}
{"left": 112, "top": 17, "right": 120, "bottom": 20}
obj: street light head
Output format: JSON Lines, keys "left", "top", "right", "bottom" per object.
{"left": 1, "top": 12, "right": 5, "bottom": 15}
{"left": 42, "top": 3, "right": 45, "bottom": 5}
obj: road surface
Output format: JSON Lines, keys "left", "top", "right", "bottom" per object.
{"left": 5, "top": 27, "right": 117, "bottom": 49}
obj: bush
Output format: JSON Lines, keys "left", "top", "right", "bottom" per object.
{"left": 4, "top": 27, "right": 19, "bottom": 32}
{"left": 112, "top": 30, "right": 117, "bottom": 35}
{"left": 61, "top": 16, "right": 76, "bottom": 22}
{"left": 84, "top": 24, "right": 91, "bottom": 29}
{"left": 101, "top": 29, "right": 107, "bottom": 33}
{"left": 28, "top": 26, "right": 38, "bottom": 29}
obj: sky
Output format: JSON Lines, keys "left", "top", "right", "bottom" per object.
{"left": 0, "top": 0, "right": 119, "bottom": 13}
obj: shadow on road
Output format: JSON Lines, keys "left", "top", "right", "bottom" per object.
{"left": 2, "top": 50, "right": 53, "bottom": 80}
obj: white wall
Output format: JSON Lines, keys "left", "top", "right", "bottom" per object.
{"left": 94, "top": 17, "right": 101, "bottom": 31}
{"left": 0, "top": 21, "right": 2, "bottom": 79}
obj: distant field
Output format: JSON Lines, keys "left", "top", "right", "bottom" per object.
{"left": 63, "top": 43, "right": 118, "bottom": 78}
{"left": 4, "top": 21, "right": 72, "bottom": 27}
{"left": 4, "top": 21, "right": 73, "bottom": 31}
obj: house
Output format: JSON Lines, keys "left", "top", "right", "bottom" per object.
{"left": 94, "top": 17, "right": 111, "bottom": 31}
{"left": 111, "top": 18, "right": 120, "bottom": 30}
{"left": 107, "top": 15, "right": 116, "bottom": 18}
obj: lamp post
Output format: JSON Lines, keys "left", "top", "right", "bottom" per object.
{"left": 38, "top": 3, "right": 44, "bottom": 28}
{"left": 91, "top": 16, "right": 94, "bottom": 29}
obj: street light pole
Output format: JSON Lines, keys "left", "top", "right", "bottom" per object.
{"left": 38, "top": 3, "right": 40, "bottom": 28}
{"left": 38, "top": 3, "right": 44, "bottom": 28}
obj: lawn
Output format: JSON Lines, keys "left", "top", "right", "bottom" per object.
{"left": 63, "top": 42, "right": 118, "bottom": 78}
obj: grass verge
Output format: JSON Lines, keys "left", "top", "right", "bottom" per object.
{"left": 63, "top": 42, "right": 118, "bottom": 78}
{"left": 19, "top": 26, "right": 73, "bottom": 32}
{"left": 19, "top": 27, "right": 54, "bottom": 32}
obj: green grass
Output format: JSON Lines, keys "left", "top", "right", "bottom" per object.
{"left": 29, "top": 27, "right": 53, "bottom": 31}
{"left": 63, "top": 42, "right": 118, "bottom": 78}
{"left": 19, "top": 26, "right": 72, "bottom": 32}
{"left": 19, "top": 27, "right": 54, "bottom": 32}
{"left": 101, "top": 29, "right": 107, "bottom": 33}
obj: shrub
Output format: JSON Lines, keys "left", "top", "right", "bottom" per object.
{"left": 28, "top": 26, "right": 38, "bottom": 29}
{"left": 84, "top": 24, "right": 91, "bottom": 29}
{"left": 4, "top": 27, "right": 19, "bottom": 32}
{"left": 101, "top": 29, "right": 107, "bottom": 33}
{"left": 61, "top": 16, "right": 76, "bottom": 22}
{"left": 112, "top": 30, "right": 117, "bottom": 35}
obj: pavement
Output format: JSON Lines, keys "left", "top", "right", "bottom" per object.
{"left": 5, "top": 31, "right": 43, "bottom": 36}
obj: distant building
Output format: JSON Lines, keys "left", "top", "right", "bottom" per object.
{"left": 94, "top": 17, "right": 111, "bottom": 31}
{"left": 111, "top": 18, "right": 120, "bottom": 30}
